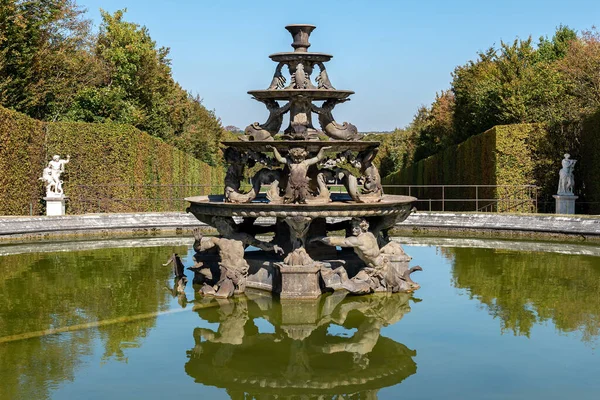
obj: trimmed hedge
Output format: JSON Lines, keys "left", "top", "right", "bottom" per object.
{"left": 579, "top": 111, "right": 600, "bottom": 214}
{"left": 0, "top": 106, "right": 223, "bottom": 215}
{"left": 383, "top": 124, "right": 552, "bottom": 212}
{"left": 0, "top": 107, "right": 46, "bottom": 215}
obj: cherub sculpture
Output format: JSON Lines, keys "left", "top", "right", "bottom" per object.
{"left": 223, "top": 148, "right": 255, "bottom": 203}
{"left": 268, "top": 145, "right": 331, "bottom": 203}
{"left": 353, "top": 148, "right": 383, "bottom": 200}
{"left": 192, "top": 218, "right": 283, "bottom": 298}
{"left": 39, "top": 167, "right": 59, "bottom": 196}
{"left": 212, "top": 216, "right": 283, "bottom": 255}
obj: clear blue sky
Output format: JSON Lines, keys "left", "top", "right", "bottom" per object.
{"left": 77, "top": 0, "right": 600, "bottom": 132}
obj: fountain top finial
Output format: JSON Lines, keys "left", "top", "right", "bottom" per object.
{"left": 285, "top": 24, "right": 316, "bottom": 52}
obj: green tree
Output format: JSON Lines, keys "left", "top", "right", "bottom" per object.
{"left": 451, "top": 47, "right": 502, "bottom": 142}
{"left": 1, "top": 4, "right": 225, "bottom": 165}
{"left": 0, "top": 0, "right": 100, "bottom": 120}
{"left": 65, "top": 9, "right": 225, "bottom": 164}
{"left": 412, "top": 90, "right": 455, "bottom": 160}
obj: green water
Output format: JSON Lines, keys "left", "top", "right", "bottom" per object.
{"left": 0, "top": 240, "right": 599, "bottom": 399}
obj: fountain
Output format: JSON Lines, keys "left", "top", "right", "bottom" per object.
{"left": 186, "top": 24, "right": 420, "bottom": 299}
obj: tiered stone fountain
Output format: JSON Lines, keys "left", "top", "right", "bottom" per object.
{"left": 186, "top": 24, "right": 420, "bottom": 299}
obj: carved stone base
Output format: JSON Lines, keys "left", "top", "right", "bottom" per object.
{"left": 44, "top": 196, "right": 67, "bottom": 216}
{"left": 553, "top": 194, "right": 578, "bottom": 214}
{"left": 278, "top": 264, "right": 322, "bottom": 299}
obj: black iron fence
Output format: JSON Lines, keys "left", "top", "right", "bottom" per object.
{"left": 37, "top": 183, "right": 540, "bottom": 214}
{"left": 383, "top": 184, "right": 539, "bottom": 213}
{"left": 75, "top": 184, "right": 223, "bottom": 214}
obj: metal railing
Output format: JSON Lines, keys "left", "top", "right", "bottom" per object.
{"left": 75, "top": 184, "right": 223, "bottom": 214}
{"left": 383, "top": 184, "right": 539, "bottom": 213}
{"left": 60, "top": 183, "right": 539, "bottom": 214}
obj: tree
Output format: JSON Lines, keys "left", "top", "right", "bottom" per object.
{"left": 224, "top": 125, "right": 241, "bottom": 133}
{"left": 384, "top": 25, "right": 582, "bottom": 174}
{"left": 0, "top": 0, "right": 100, "bottom": 120}
{"left": 63, "top": 8, "right": 225, "bottom": 165}
{"left": 558, "top": 28, "right": 600, "bottom": 116}
{"left": 412, "top": 90, "right": 455, "bottom": 161}
{"left": 451, "top": 47, "right": 502, "bottom": 142}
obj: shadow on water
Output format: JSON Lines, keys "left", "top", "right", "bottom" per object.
{"left": 186, "top": 291, "right": 418, "bottom": 399}
{"left": 446, "top": 247, "right": 600, "bottom": 344}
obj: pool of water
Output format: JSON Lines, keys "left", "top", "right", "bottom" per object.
{"left": 1, "top": 238, "right": 599, "bottom": 399}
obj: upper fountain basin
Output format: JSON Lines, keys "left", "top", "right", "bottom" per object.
{"left": 249, "top": 89, "right": 354, "bottom": 101}
{"left": 269, "top": 52, "right": 333, "bottom": 63}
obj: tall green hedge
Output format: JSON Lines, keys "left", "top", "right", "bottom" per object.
{"left": 383, "top": 124, "right": 552, "bottom": 212}
{"left": 0, "top": 106, "right": 223, "bottom": 215}
{"left": 579, "top": 111, "right": 600, "bottom": 214}
{"left": 0, "top": 107, "right": 46, "bottom": 215}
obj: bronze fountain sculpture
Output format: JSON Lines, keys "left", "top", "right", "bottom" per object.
{"left": 186, "top": 24, "right": 421, "bottom": 298}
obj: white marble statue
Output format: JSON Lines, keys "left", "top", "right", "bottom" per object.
{"left": 557, "top": 153, "right": 577, "bottom": 195}
{"left": 41, "top": 155, "right": 70, "bottom": 197}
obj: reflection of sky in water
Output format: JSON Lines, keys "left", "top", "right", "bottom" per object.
{"left": 254, "top": 317, "right": 275, "bottom": 334}
{"left": 0, "top": 242, "right": 599, "bottom": 399}
{"left": 327, "top": 325, "right": 358, "bottom": 337}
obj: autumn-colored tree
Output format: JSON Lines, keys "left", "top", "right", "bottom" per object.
{"left": 558, "top": 28, "right": 600, "bottom": 116}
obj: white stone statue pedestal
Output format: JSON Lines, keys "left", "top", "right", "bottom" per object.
{"left": 44, "top": 196, "right": 68, "bottom": 216}
{"left": 553, "top": 194, "right": 578, "bottom": 214}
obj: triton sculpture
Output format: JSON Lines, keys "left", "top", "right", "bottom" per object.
{"left": 186, "top": 24, "right": 421, "bottom": 298}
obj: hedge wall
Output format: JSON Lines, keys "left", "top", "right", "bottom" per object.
{"left": 0, "top": 106, "right": 223, "bottom": 215}
{"left": 382, "top": 124, "right": 553, "bottom": 212}
{"left": 0, "top": 107, "right": 46, "bottom": 215}
{"left": 579, "top": 111, "right": 600, "bottom": 214}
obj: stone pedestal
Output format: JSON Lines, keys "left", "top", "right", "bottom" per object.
{"left": 44, "top": 196, "right": 67, "bottom": 216}
{"left": 278, "top": 264, "right": 321, "bottom": 299}
{"left": 553, "top": 194, "right": 578, "bottom": 214}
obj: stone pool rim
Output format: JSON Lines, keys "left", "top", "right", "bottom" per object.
{"left": 1, "top": 211, "right": 600, "bottom": 243}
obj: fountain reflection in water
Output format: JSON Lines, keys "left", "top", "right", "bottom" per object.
{"left": 185, "top": 291, "right": 417, "bottom": 399}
